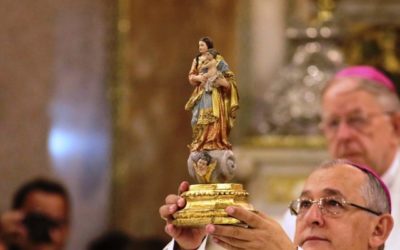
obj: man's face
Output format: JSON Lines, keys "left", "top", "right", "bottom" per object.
{"left": 22, "top": 191, "right": 69, "bottom": 250}
{"left": 294, "top": 165, "right": 379, "bottom": 250}
{"left": 321, "top": 79, "right": 398, "bottom": 174}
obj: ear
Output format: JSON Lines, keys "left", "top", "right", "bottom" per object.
{"left": 369, "top": 214, "right": 394, "bottom": 248}
{"left": 390, "top": 112, "right": 400, "bottom": 136}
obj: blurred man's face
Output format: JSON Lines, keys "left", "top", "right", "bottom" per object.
{"left": 22, "top": 191, "right": 69, "bottom": 250}
{"left": 294, "top": 165, "right": 383, "bottom": 250}
{"left": 321, "top": 79, "right": 398, "bottom": 174}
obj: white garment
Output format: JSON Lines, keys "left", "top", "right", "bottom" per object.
{"left": 164, "top": 235, "right": 227, "bottom": 250}
{"left": 281, "top": 150, "right": 400, "bottom": 250}
{"left": 164, "top": 235, "right": 209, "bottom": 250}
{"left": 382, "top": 150, "right": 400, "bottom": 250}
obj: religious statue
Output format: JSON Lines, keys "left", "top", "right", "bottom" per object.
{"left": 185, "top": 36, "right": 239, "bottom": 184}
{"left": 185, "top": 36, "right": 239, "bottom": 152}
{"left": 172, "top": 37, "right": 253, "bottom": 227}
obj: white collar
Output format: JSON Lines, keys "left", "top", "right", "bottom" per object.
{"left": 381, "top": 149, "right": 400, "bottom": 188}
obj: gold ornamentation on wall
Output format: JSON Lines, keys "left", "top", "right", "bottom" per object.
{"left": 264, "top": 175, "right": 307, "bottom": 203}
{"left": 345, "top": 24, "right": 400, "bottom": 73}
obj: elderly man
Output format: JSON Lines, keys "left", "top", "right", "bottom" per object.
{"left": 282, "top": 66, "right": 400, "bottom": 249}
{"left": 161, "top": 159, "right": 393, "bottom": 250}
{"left": 0, "top": 178, "right": 70, "bottom": 250}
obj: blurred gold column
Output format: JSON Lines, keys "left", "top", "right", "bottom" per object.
{"left": 111, "top": 0, "right": 240, "bottom": 239}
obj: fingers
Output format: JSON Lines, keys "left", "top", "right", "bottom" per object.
{"left": 165, "top": 194, "right": 180, "bottom": 205}
{"left": 207, "top": 224, "right": 252, "bottom": 250}
{"left": 206, "top": 224, "right": 251, "bottom": 242}
{"left": 159, "top": 182, "right": 189, "bottom": 222}
{"left": 203, "top": 207, "right": 271, "bottom": 249}
{"left": 160, "top": 196, "right": 185, "bottom": 222}
{"left": 206, "top": 222, "right": 270, "bottom": 250}
{"left": 208, "top": 207, "right": 295, "bottom": 250}
{"left": 225, "top": 206, "right": 264, "bottom": 229}
{"left": 0, "top": 211, "right": 27, "bottom": 244}
{"left": 178, "top": 181, "right": 190, "bottom": 195}
{"left": 159, "top": 204, "right": 173, "bottom": 222}
{"left": 164, "top": 224, "right": 182, "bottom": 239}
{"left": 1, "top": 211, "right": 25, "bottom": 233}
{"left": 255, "top": 210, "right": 268, "bottom": 220}
{"left": 165, "top": 194, "right": 186, "bottom": 209}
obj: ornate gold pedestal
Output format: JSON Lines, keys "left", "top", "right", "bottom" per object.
{"left": 172, "top": 183, "right": 254, "bottom": 227}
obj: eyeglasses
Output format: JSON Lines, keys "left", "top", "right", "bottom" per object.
{"left": 289, "top": 196, "right": 382, "bottom": 217}
{"left": 320, "top": 112, "right": 391, "bottom": 135}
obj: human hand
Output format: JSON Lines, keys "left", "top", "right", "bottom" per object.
{"left": 0, "top": 210, "right": 28, "bottom": 246}
{"left": 159, "top": 181, "right": 206, "bottom": 250}
{"left": 205, "top": 206, "right": 296, "bottom": 250}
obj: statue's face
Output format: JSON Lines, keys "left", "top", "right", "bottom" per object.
{"left": 198, "top": 41, "right": 208, "bottom": 54}
{"left": 196, "top": 159, "right": 208, "bottom": 176}
{"left": 205, "top": 52, "right": 213, "bottom": 60}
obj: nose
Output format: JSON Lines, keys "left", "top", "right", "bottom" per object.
{"left": 334, "top": 120, "right": 355, "bottom": 140}
{"left": 302, "top": 203, "right": 325, "bottom": 227}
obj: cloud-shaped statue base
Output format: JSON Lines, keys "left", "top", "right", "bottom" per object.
{"left": 187, "top": 150, "right": 236, "bottom": 184}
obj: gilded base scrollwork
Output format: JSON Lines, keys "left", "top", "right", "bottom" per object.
{"left": 172, "top": 183, "right": 254, "bottom": 227}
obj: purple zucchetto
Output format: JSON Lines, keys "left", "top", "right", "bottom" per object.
{"left": 334, "top": 65, "right": 396, "bottom": 93}
{"left": 345, "top": 160, "right": 392, "bottom": 214}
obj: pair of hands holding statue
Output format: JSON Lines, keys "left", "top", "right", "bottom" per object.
{"left": 159, "top": 181, "right": 295, "bottom": 250}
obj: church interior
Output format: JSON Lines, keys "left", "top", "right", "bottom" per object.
{"left": 1, "top": 0, "right": 400, "bottom": 249}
